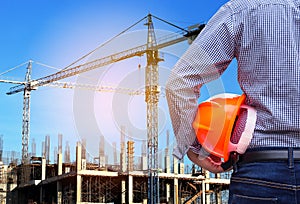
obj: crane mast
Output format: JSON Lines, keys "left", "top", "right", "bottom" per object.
{"left": 145, "top": 14, "right": 162, "bottom": 204}
{"left": 22, "top": 60, "right": 33, "bottom": 164}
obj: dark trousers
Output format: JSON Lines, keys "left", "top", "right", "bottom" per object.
{"left": 229, "top": 148, "right": 300, "bottom": 204}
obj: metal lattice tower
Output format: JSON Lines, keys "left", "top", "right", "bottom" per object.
{"left": 145, "top": 14, "right": 163, "bottom": 204}
{"left": 22, "top": 60, "right": 32, "bottom": 164}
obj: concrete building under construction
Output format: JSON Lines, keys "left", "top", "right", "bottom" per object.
{"left": 1, "top": 132, "right": 231, "bottom": 204}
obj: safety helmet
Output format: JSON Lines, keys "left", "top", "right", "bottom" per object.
{"left": 192, "top": 93, "right": 257, "bottom": 162}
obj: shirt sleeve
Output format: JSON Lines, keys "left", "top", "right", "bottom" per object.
{"left": 166, "top": 5, "right": 235, "bottom": 160}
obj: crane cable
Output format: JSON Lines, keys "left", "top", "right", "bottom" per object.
{"left": 61, "top": 15, "right": 148, "bottom": 71}
{"left": 0, "top": 60, "right": 30, "bottom": 77}
{"left": 2, "top": 15, "right": 190, "bottom": 77}
{"left": 151, "top": 14, "right": 189, "bottom": 33}
{"left": 35, "top": 61, "right": 62, "bottom": 71}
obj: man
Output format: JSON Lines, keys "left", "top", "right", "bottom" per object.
{"left": 166, "top": 0, "right": 300, "bottom": 203}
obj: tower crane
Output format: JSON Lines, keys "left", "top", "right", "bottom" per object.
{"left": 6, "top": 14, "right": 205, "bottom": 203}
{"left": 0, "top": 66, "right": 146, "bottom": 164}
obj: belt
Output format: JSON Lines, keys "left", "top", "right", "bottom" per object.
{"left": 238, "top": 149, "right": 300, "bottom": 164}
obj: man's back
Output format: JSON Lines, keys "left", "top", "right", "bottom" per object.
{"left": 166, "top": 1, "right": 300, "bottom": 202}
{"left": 166, "top": 0, "right": 300, "bottom": 160}
{"left": 227, "top": 0, "right": 300, "bottom": 148}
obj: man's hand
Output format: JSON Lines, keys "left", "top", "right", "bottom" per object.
{"left": 187, "top": 149, "right": 226, "bottom": 173}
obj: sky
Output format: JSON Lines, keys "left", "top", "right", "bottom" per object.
{"left": 0, "top": 0, "right": 241, "bottom": 166}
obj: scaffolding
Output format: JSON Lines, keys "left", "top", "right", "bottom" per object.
{"left": 5, "top": 140, "right": 231, "bottom": 204}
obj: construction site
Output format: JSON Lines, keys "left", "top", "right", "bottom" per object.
{"left": 0, "top": 133, "right": 231, "bottom": 204}
{"left": 0, "top": 14, "right": 232, "bottom": 203}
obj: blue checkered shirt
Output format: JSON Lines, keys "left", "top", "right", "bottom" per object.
{"left": 166, "top": 0, "right": 300, "bottom": 160}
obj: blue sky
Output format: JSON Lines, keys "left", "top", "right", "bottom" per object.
{"left": 0, "top": 0, "right": 241, "bottom": 165}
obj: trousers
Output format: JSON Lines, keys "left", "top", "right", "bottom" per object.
{"left": 228, "top": 148, "right": 300, "bottom": 204}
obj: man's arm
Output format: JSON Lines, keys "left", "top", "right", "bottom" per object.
{"left": 166, "top": 4, "right": 235, "bottom": 171}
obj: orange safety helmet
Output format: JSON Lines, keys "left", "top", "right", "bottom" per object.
{"left": 192, "top": 93, "right": 257, "bottom": 162}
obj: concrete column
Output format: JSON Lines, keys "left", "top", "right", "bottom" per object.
{"left": 202, "top": 178, "right": 206, "bottom": 204}
{"left": 99, "top": 156, "right": 106, "bottom": 168}
{"left": 174, "top": 178, "right": 178, "bottom": 204}
{"left": 41, "top": 158, "right": 46, "bottom": 180}
{"left": 57, "top": 153, "right": 63, "bottom": 204}
{"left": 128, "top": 175, "right": 133, "bottom": 204}
{"left": 57, "top": 181, "right": 62, "bottom": 204}
{"left": 205, "top": 171, "right": 210, "bottom": 204}
{"left": 216, "top": 191, "right": 222, "bottom": 204}
{"left": 173, "top": 156, "right": 179, "bottom": 203}
{"left": 179, "top": 162, "right": 184, "bottom": 174}
{"left": 76, "top": 142, "right": 82, "bottom": 203}
{"left": 173, "top": 157, "right": 178, "bottom": 174}
{"left": 120, "top": 152, "right": 127, "bottom": 172}
{"left": 57, "top": 153, "right": 62, "bottom": 176}
{"left": 141, "top": 155, "right": 147, "bottom": 171}
{"left": 76, "top": 175, "right": 81, "bottom": 203}
{"left": 165, "top": 155, "right": 170, "bottom": 173}
{"left": 216, "top": 173, "right": 221, "bottom": 204}
{"left": 82, "top": 159, "right": 86, "bottom": 170}
{"left": 121, "top": 180, "right": 126, "bottom": 204}
{"left": 40, "top": 159, "right": 46, "bottom": 203}
{"left": 76, "top": 142, "right": 82, "bottom": 171}
{"left": 166, "top": 183, "right": 170, "bottom": 203}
